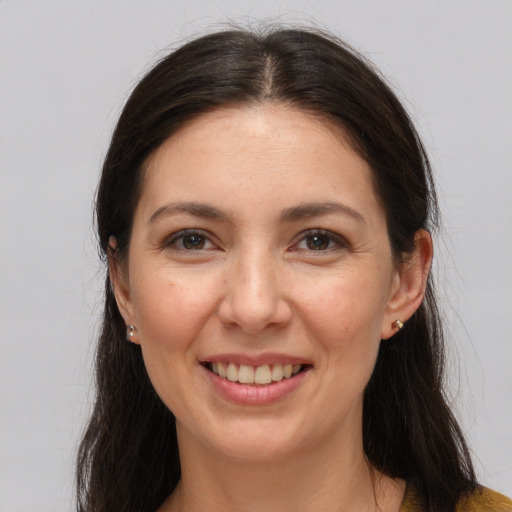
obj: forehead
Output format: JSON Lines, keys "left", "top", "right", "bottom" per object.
{"left": 138, "top": 105, "right": 381, "bottom": 222}
{"left": 150, "top": 105, "right": 359, "bottom": 160}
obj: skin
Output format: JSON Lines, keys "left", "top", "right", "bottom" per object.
{"left": 112, "top": 105, "right": 432, "bottom": 512}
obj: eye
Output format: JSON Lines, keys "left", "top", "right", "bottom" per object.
{"left": 305, "top": 233, "right": 331, "bottom": 251}
{"left": 293, "top": 229, "right": 348, "bottom": 252}
{"left": 181, "top": 233, "right": 207, "bottom": 250}
{"left": 165, "top": 230, "right": 216, "bottom": 251}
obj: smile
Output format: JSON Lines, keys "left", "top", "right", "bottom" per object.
{"left": 204, "top": 362, "right": 308, "bottom": 385}
{"left": 201, "top": 358, "right": 312, "bottom": 404}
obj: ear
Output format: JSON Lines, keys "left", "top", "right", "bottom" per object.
{"left": 381, "top": 229, "right": 433, "bottom": 340}
{"left": 108, "top": 236, "right": 139, "bottom": 344}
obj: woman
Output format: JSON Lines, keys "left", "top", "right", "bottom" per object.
{"left": 76, "top": 27, "right": 512, "bottom": 512}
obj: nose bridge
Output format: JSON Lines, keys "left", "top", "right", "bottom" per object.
{"left": 219, "top": 243, "right": 290, "bottom": 333}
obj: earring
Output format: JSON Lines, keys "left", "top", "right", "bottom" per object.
{"left": 126, "top": 325, "right": 137, "bottom": 342}
{"left": 393, "top": 320, "right": 404, "bottom": 331}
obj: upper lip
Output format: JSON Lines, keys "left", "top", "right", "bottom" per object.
{"left": 201, "top": 352, "right": 313, "bottom": 367}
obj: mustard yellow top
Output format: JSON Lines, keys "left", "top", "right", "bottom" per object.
{"left": 400, "top": 485, "right": 512, "bottom": 512}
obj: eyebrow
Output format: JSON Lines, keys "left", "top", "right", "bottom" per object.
{"left": 149, "top": 201, "right": 364, "bottom": 224}
{"left": 280, "top": 202, "right": 365, "bottom": 223}
{"left": 149, "top": 202, "right": 232, "bottom": 223}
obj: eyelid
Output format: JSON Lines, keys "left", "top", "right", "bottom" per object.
{"left": 163, "top": 228, "right": 218, "bottom": 252}
{"left": 290, "top": 228, "right": 349, "bottom": 252}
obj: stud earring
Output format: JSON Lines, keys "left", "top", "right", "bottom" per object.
{"left": 126, "top": 325, "right": 137, "bottom": 342}
{"left": 394, "top": 320, "right": 404, "bottom": 331}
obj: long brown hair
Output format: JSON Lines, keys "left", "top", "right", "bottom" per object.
{"left": 77, "top": 27, "right": 476, "bottom": 512}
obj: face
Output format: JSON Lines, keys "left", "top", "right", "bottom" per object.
{"left": 113, "top": 105, "right": 411, "bottom": 462}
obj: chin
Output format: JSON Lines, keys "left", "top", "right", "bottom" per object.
{"left": 178, "top": 415, "right": 312, "bottom": 463}
{"left": 218, "top": 435, "right": 304, "bottom": 463}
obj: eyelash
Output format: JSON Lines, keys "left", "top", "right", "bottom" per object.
{"left": 164, "top": 229, "right": 217, "bottom": 252}
{"left": 163, "top": 228, "right": 348, "bottom": 253}
{"left": 291, "top": 229, "right": 349, "bottom": 253}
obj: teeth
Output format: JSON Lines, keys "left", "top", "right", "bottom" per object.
{"left": 208, "top": 362, "right": 304, "bottom": 385}
{"left": 271, "top": 364, "right": 284, "bottom": 381}
{"left": 226, "top": 362, "right": 238, "bottom": 382}
{"left": 238, "top": 364, "right": 254, "bottom": 383}
{"left": 254, "top": 365, "right": 272, "bottom": 384}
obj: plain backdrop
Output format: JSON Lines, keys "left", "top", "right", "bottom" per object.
{"left": 0, "top": 1, "right": 511, "bottom": 510}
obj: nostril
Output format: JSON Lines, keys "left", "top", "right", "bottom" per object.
{"left": 217, "top": 300, "right": 293, "bottom": 335}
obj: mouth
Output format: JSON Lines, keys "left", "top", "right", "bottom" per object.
{"left": 201, "top": 361, "right": 312, "bottom": 386}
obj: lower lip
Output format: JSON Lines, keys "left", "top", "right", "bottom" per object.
{"left": 203, "top": 366, "right": 310, "bottom": 405}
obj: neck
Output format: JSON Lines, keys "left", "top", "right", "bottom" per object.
{"left": 160, "top": 422, "right": 405, "bottom": 512}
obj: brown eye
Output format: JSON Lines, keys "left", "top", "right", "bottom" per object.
{"left": 165, "top": 230, "right": 216, "bottom": 252}
{"left": 182, "top": 233, "right": 206, "bottom": 250}
{"left": 292, "top": 229, "right": 348, "bottom": 254}
{"left": 306, "top": 234, "right": 331, "bottom": 250}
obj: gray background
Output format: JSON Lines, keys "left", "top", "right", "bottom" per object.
{"left": 0, "top": 1, "right": 510, "bottom": 510}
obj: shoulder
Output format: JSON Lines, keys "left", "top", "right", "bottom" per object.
{"left": 455, "top": 486, "right": 512, "bottom": 512}
{"left": 400, "top": 484, "right": 512, "bottom": 512}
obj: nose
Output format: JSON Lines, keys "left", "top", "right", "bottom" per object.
{"left": 217, "top": 250, "right": 292, "bottom": 334}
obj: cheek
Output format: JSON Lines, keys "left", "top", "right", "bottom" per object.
{"left": 130, "top": 271, "right": 222, "bottom": 412}
{"left": 295, "top": 268, "right": 390, "bottom": 385}
{"left": 297, "top": 267, "right": 390, "bottom": 341}
{"left": 131, "top": 269, "right": 220, "bottom": 356}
